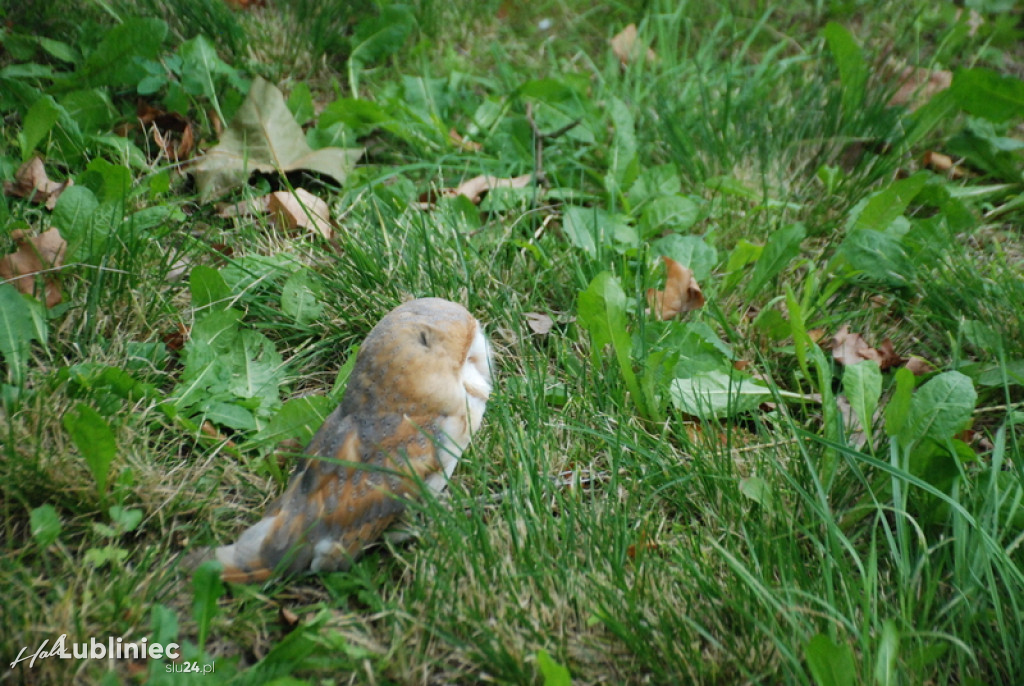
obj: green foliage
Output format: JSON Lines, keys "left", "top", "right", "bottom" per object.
{"left": 169, "top": 305, "right": 286, "bottom": 433}
{"left": 823, "top": 22, "right": 867, "bottom": 116}
{"left": 950, "top": 67, "right": 1024, "bottom": 124}
{"left": 347, "top": 4, "right": 415, "bottom": 94}
{"left": 536, "top": 649, "right": 573, "bottom": 686}
{"left": 62, "top": 403, "right": 118, "bottom": 497}
{"left": 29, "top": 504, "right": 62, "bottom": 547}
{"left": 61, "top": 17, "right": 168, "bottom": 89}
{"left": 577, "top": 271, "right": 647, "bottom": 417}
{"left": 0, "top": 283, "right": 46, "bottom": 388}
{"left": 192, "top": 560, "right": 224, "bottom": 653}
{"left": 670, "top": 369, "right": 809, "bottom": 418}
{"left": 843, "top": 360, "right": 882, "bottom": 446}
{"left": 804, "top": 633, "right": 856, "bottom": 686}
{"left": 2, "top": 2, "right": 1023, "bottom": 684}
{"left": 745, "top": 222, "right": 805, "bottom": 298}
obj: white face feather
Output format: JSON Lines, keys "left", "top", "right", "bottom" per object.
{"left": 428, "top": 322, "right": 492, "bottom": 494}
{"left": 461, "top": 323, "right": 492, "bottom": 433}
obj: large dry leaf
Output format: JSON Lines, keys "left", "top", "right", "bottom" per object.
{"left": 0, "top": 227, "right": 67, "bottom": 307}
{"left": 830, "top": 324, "right": 906, "bottom": 370}
{"left": 610, "top": 24, "right": 656, "bottom": 66}
{"left": 646, "top": 256, "right": 705, "bottom": 320}
{"left": 192, "top": 77, "right": 363, "bottom": 200}
{"left": 3, "top": 157, "right": 73, "bottom": 210}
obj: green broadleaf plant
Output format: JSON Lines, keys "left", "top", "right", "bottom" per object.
{"left": 804, "top": 632, "right": 856, "bottom": 686}
{"left": 62, "top": 403, "right": 118, "bottom": 497}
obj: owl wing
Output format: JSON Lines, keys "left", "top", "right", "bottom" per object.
{"left": 216, "top": 412, "right": 444, "bottom": 583}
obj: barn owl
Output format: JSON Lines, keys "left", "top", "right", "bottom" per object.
{"left": 215, "top": 298, "right": 492, "bottom": 583}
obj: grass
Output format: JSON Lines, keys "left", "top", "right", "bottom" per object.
{"left": 2, "top": 0, "right": 1023, "bottom": 683}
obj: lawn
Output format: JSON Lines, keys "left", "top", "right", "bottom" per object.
{"left": 2, "top": 0, "right": 1023, "bottom": 684}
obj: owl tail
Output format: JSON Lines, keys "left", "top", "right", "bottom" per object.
{"left": 214, "top": 516, "right": 283, "bottom": 583}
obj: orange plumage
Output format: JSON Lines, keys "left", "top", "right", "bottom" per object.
{"left": 215, "top": 298, "right": 492, "bottom": 582}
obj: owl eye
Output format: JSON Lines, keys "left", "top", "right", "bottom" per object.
{"left": 419, "top": 331, "right": 430, "bottom": 348}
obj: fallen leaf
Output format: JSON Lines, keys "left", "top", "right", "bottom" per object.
{"left": 904, "top": 356, "right": 935, "bottom": 376}
{"left": 267, "top": 189, "right": 333, "bottom": 238}
{"left": 138, "top": 102, "right": 196, "bottom": 162}
{"left": 162, "top": 322, "right": 188, "bottom": 351}
{"left": 215, "top": 190, "right": 333, "bottom": 238}
{"left": 610, "top": 24, "right": 656, "bottom": 66}
{"left": 524, "top": 312, "right": 554, "bottom": 335}
{"left": 191, "top": 77, "right": 363, "bottom": 200}
{"left": 874, "top": 338, "right": 906, "bottom": 370}
{"left": 806, "top": 328, "right": 827, "bottom": 344}
{"left": 279, "top": 607, "right": 300, "bottom": 629}
{"left": 448, "top": 174, "right": 533, "bottom": 204}
{"left": 830, "top": 325, "right": 871, "bottom": 366}
{"left": 922, "top": 151, "right": 968, "bottom": 179}
{"left": 449, "top": 128, "right": 482, "bottom": 153}
{"left": 830, "top": 325, "right": 906, "bottom": 370}
{"left": 646, "top": 256, "right": 705, "bottom": 320}
{"left": 835, "top": 394, "right": 869, "bottom": 449}
{"left": 215, "top": 196, "right": 271, "bottom": 218}
{"left": 3, "top": 157, "right": 73, "bottom": 209}
{"left": 0, "top": 227, "right": 67, "bottom": 307}
{"left": 887, "top": 64, "right": 952, "bottom": 111}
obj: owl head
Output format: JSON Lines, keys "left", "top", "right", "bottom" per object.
{"left": 340, "top": 298, "right": 492, "bottom": 431}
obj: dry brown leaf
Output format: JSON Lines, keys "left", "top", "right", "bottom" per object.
{"left": 267, "top": 189, "right": 333, "bottom": 239}
{"left": 610, "top": 24, "right": 656, "bottom": 66}
{"left": 524, "top": 312, "right": 554, "bottom": 335}
{"left": 646, "top": 256, "right": 705, "bottom": 320}
{"left": 831, "top": 324, "right": 871, "bottom": 366}
{"left": 449, "top": 128, "right": 483, "bottom": 153}
{"left": 0, "top": 227, "right": 67, "bottom": 307}
{"left": 162, "top": 322, "right": 188, "bottom": 352}
{"left": 888, "top": 65, "right": 952, "bottom": 111}
{"left": 214, "top": 189, "right": 333, "bottom": 238}
{"left": 417, "top": 173, "right": 533, "bottom": 208}
{"left": 904, "top": 356, "right": 935, "bottom": 376}
{"left": 922, "top": 151, "right": 968, "bottom": 179}
{"left": 807, "top": 328, "right": 827, "bottom": 345}
{"left": 215, "top": 196, "right": 271, "bottom": 218}
{"left": 279, "top": 606, "right": 300, "bottom": 629}
{"left": 3, "top": 157, "right": 73, "bottom": 209}
{"left": 875, "top": 338, "right": 906, "bottom": 370}
{"left": 831, "top": 325, "right": 907, "bottom": 370}
{"left": 451, "top": 174, "right": 532, "bottom": 204}
{"left": 836, "top": 395, "right": 869, "bottom": 449}
{"left": 138, "top": 102, "right": 196, "bottom": 162}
